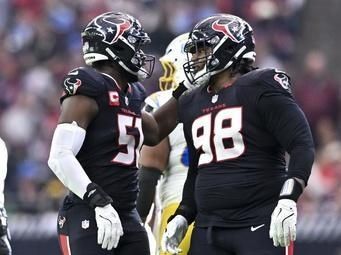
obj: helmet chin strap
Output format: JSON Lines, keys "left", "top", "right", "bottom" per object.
{"left": 137, "top": 70, "right": 148, "bottom": 81}
{"left": 105, "top": 47, "right": 149, "bottom": 82}
{"left": 192, "top": 45, "right": 251, "bottom": 87}
{"left": 210, "top": 45, "right": 248, "bottom": 77}
{"left": 105, "top": 48, "right": 141, "bottom": 78}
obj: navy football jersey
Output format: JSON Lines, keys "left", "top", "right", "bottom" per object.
{"left": 60, "top": 67, "right": 146, "bottom": 212}
{"left": 178, "top": 68, "right": 313, "bottom": 227}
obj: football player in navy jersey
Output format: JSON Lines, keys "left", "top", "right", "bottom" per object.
{"left": 161, "top": 14, "right": 315, "bottom": 255}
{"left": 47, "top": 12, "right": 187, "bottom": 255}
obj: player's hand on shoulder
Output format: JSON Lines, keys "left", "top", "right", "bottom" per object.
{"left": 0, "top": 208, "right": 11, "bottom": 255}
{"left": 269, "top": 199, "right": 297, "bottom": 247}
{"left": 161, "top": 215, "right": 188, "bottom": 254}
{"left": 95, "top": 204, "right": 123, "bottom": 250}
{"left": 83, "top": 183, "right": 123, "bottom": 250}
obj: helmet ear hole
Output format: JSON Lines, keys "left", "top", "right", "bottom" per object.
{"left": 225, "top": 44, "right": 236, "bottom": 55}
{"left": 112, "top": 45, "right": 124, "bottom": 51}
{"left": 210, "top": 58, "right": 219, "bottom": 67}
{"left": 227, "top": 45, "right": 235, "bottom": 51}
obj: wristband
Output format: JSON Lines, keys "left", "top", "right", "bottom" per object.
{"left": 172, "top": 82, "right": 187, "bottom": 100}
{"left": 279, "top": 178, "right": 303, "bottom": 202}
{"left": 172, "top": 204, "right": 196, "bottom": 225}
{"left": 83, "top": 183, "right": 113, "bottom": 208}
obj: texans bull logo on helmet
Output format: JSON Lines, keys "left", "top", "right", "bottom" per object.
{"left": 87, "top": 13, "right": 132, "bottom": 44}
{"left": 212, "top": 19, "right": 246, "bottom": 43}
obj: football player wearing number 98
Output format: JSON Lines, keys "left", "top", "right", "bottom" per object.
{"left": 161, "top": 14, "right": 315, "bottom": 255}
{"left": 47, "top": 12, "right": 186, "bottom": 255}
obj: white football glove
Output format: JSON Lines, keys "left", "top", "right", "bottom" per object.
{"left": 269, "top": 199, "right": 297, "bottom": 247}
{"left": 95, "top": 204, "right": 123, "bottom": 250}
{"left": 161, "top": 215, "right": 188, "bottom": 254}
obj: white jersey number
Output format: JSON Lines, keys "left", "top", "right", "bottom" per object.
{"left": 192, "top": 107, "right": 244, "bottom": 166}
{"left": 112, "top": 114, "right": 143, "bottom": 166}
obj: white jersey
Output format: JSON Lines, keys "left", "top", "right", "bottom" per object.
{"left": 145, "top": 90, "right": 188, "bottom": 208}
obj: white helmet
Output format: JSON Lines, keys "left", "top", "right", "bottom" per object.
{"left": 159, "top": 33, "right": 189, "bottom": 90}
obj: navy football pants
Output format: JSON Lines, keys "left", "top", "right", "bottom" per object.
{"left": 189, "top": 224, "right": 293, "bottom": 255}
{"left": 57, "top": 196, "right": 150, "bottom": 255}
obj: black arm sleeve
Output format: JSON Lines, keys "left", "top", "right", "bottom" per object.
{"left": 258, "top": 92, "right": 315, "bottom": 185}
{"left": 173, "top": 132, "right": 198, "bottom": 225}
{"left": 136, "top": 166, "right": 162, "bottom": 222}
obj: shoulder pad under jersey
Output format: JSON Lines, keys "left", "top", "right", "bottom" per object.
{"left": 60, "top": 67, "right": 106, "bottom": 103}
{"left": 258, "top": 68, "right": 293, "bottom": 96}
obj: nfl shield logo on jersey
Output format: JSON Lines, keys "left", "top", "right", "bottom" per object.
{"left": 212, "top": 94, "right": 219, "bottom": 103}
{"left": 58, "top": 216, "right": 66, "bottom": 229}
{"left": 81, "top": 220, "right": 90, "bottom": 229}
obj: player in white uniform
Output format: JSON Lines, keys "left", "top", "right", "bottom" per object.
{"left": 136, "top": 33, "right": 193, "bottom": 255}
{"left": 0, "top": 138, "right": 11, "bottom": 255}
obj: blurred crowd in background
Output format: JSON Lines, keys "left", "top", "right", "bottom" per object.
{"left": 0, "top": 0, "right": 340, "bottom": 220}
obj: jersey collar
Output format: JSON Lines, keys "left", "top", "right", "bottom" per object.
{"left": 101, "top": 72, "right": 132, "bottom": 93}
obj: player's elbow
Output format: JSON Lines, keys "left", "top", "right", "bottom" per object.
{"left": 289, "top": 144, "right": 315, "bottom": 186}
{"left": 47, "top": 147, "right": 73, "bottom": 173}
{"left": 47, "top": 150, "right": 61, "bottom": 175}
{"left": 305, "top": 145, "right": 315, "bottom": 164}
{"left": 142, "top": 127, "right": 162, "bottom": 146}
{"left": 143, "top": 136, "right": 159, "bottom": 146}
{"left": 47, "top": 149, "right": 71, "bottom": 187}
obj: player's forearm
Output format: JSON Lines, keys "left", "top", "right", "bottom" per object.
{"left": 48, "top": 149, "right": 91, "bottom": 199}
{"left": 174, "top": 166, "right": 197, "bottom": 224}
{"left": 283, "top": 120, "right": 315, "bottom": 200}
{"left": 47, "top": 122, "right": 91, "bottom": 199}
{"left": 142, "top": 105, "right": 177, "bottom": 146}
{"left": 280, "top": 145, "right": 315, "bottom": 201}
{"left": 152, "top": 97, "right": 178, "bottom": 142}
{"left": 287, "top": 145, "right": 315, "bottom": 186}
{"left": 136, "top": 166, "right": 162, "bottom": 222}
